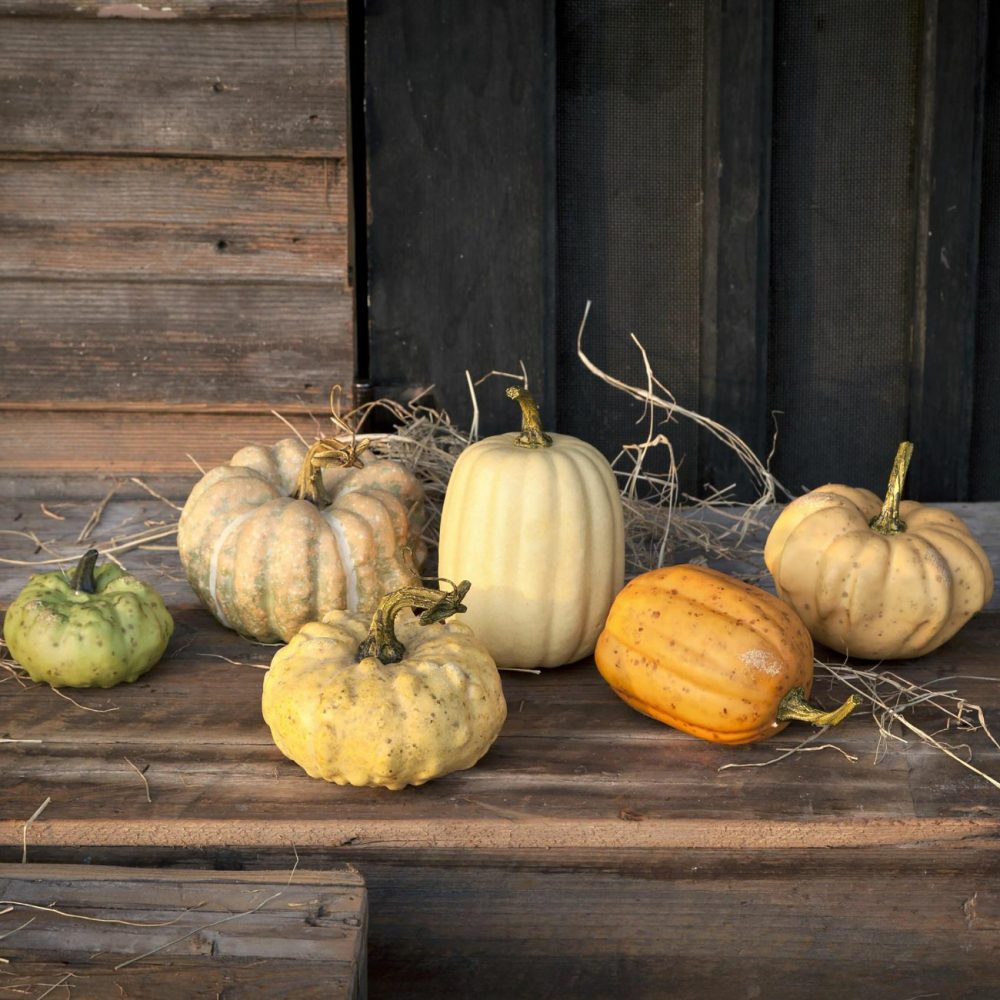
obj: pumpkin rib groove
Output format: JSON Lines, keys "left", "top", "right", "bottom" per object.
{"left": 765, "top": 445, "right": 993, "bottom": 659}
{"left": 602, "top": 625, "right": 794, "bottom": 704}
{"left": 179, "top": 437, "right": 425, "bottom": 641}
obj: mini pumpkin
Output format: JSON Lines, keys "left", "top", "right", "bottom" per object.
{"left": 595, "top": 564, "right": 857, "bottom": 745}
{"left": 764, "top": 442, "right": 994, "bottom": 660}
{"left": 2, "top": 549, "right": 174, "bottom": 688}
{"left": 178, "top": 436, "right": 426, "bottom": 642}
{"left": 262, "top": 581, "right": 507, "bottom": 790}
{"left": 437, "top": 387, "right": 624, "bottom": 669}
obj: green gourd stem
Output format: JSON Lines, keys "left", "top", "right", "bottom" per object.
{"left": 294, "top": 437, "right": 370, "bottom": 506}
{"left": 70, "top": 549, "right": 100, "bottom": 594}
{"left": 776, "top": 687, "right": 861, "bottom": 728}
{"left": 358, "top": 580, "right": 471, "bottom": 665}
{"left": 869, "top": 441, "right": 914, "bottom": 535}
{"left": 506, "top": 386, "right": 552, "bottom": 449}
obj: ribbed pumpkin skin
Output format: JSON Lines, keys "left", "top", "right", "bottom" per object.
{"left": 262, "top": 612, "right": 507, "bottom": 790}
{"left": 595, "top": 565, "right": 814, "bottom": 744}
{"left": 178, "top": 438, "right": 426, "bottom": 642}
{"left": 437, "top": 431, "right": 624, "bottom": 669}
{"left": 764, "top": 485, "right": 994, "bottom": 659}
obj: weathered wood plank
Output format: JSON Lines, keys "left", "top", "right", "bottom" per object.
{"left": 0, "top": 410, "right": 330, "bottom": 476}
{"left": 0, "top": 19, "right": 346, "bottom": 157}
{"left": 0, "top": 0, "right": 345, "bottom": 17}
{"left": 2, "top": 498, "right": 999, "bottom": 999}
{"left": 0, "top": 280, "right": 352, "bottom": 406}
{"left": 0, "top": 864, "right": 366, "bottom": 999}
{"left": 0, "top": 156, "right": 347, "bottom": 283}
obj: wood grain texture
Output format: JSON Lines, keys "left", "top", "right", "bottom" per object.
{"left": 0, "top": 410, "right": 333, "bottom": 476}
{"left": 365, "top": 0, "right": 555, "bottom": 433}
{"left": 0, "top": 281, "right": 352, "bottom": 405}
{"left": 0, "top": 156, "right": 348, "bottom": 283}
{"left": 0, "top": 0, "right": 345, "bottom": 17}
{"left": 0, "top": 18, "right": 346, "bottom": 157}
{"left": 2, "top": 498, "right": 1000, "bottom": 998}
{"left": 0, "top": 864, "right": 366, "bottom": 999}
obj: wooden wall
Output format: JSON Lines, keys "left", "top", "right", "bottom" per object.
{"left": 0, "top": 0, "right": 353, "bottom": 496}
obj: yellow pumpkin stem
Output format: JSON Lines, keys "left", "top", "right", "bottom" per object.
{"left": 506, "top": 386, "right": 552, "bottom": 449}
{"left": 776, "top": 687, "right": 861, "bottom": 728}
{"left": 70, "top": 548, "right": 99, "bottom": 594}
{"left": 869, "top": 441, "right": 914, "bottom": 535}
{"left": 294, "top": 437, "right": 370, "bottom": 506}
{"left": 358, "top": 580, "right": 472, "bottom": 664}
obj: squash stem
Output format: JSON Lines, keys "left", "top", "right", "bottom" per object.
{"left": 506, "top": 386, "right": 552, "bottom": 449}
{"left": 869, "top": 441, "right": 914, "bottom": 535}
{"left": 294, "top": 437, "right": 370, "bottom": 506}
{"left": 70, "top": 549, "right": 99, "bottom": 594}
{"left": 776, "top": 687, "right": 861, "bottom": 728}
{"left": 358, "top": 580, "right": 471, "bottom": 664}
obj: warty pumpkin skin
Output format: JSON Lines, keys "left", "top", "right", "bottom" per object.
{"left": 178, "top": 436, "right": 426, "bottom": 643}
{"left": 262, "top": 582, "right": 507, "bottom": 790}
{"left": 437, "top": 387, "right": 624, "bottom": 669}
{"left": 764, "top": 442, "right": 994, "bottom": 660}
{"left": 595, "top": 564, "right": 857, "bottom": 745}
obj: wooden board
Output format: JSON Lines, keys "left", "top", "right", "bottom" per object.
{"left": 3, "top": 497, "right": 1000, "bottom": 997}
{"left": 0, "top": 864, "right": 366, "bottom": 999}
{"left": 0, "top": 19, "right": 346, "bottom": 157}
{"left": 0, "top": 0, "right": 345, "bottom": 16}
{"left": 0, "top": 281, "right": 352, "bottom": 406}
{"left": 0, "top": 156, "right": 348, "bottom": 283}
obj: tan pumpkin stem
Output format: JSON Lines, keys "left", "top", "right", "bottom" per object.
{"left": 776, "top": 687, "right": 861, "bottom": 728}
{"left": 294, "top": 437, "right": 371, "bottom": 506}
{"left": 70, "top": 548, "right": 99, "bottom": 594}
{"left": 358, "top": 580, "right": 471, "bottom": 665}
{"left": 869, "top": 441, "right": 914, "bottom": 535}
{"left": 506, "top": 386, "right": 552, "bottom": 449}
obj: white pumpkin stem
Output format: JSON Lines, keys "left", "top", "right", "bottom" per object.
{"left": 506, "top": 386, "right": 552, "bottom": 449}
{"left": 776, "top": 687, "right": 860, "bottom": 728}
{"left": 70, "top": 548, "right": 99, "bottom": 594}
{"left": 358, "top": 580, "right": 471, "bottom": 664}
{"left": 869, "top": 441, "right": 914, "bottom": 535}
{"left": 294, "top": 437, "right": 370, "bottom": 506}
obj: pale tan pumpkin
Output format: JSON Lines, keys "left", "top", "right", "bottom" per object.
{"left": 764, "top": 442, "right": 994, "bottom": 659}
{"left": 437, "top": 387, "right": 624, "bottom": 669}
{"left": 262, "top": 582, "right": 507, "bottom": 790}
{"left": 178, "top": 436, "right": 426, "bottom": 642}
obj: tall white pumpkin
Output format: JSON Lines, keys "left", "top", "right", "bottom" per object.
{"left": 438, "top": 387, "right": 624, "bottom": 669}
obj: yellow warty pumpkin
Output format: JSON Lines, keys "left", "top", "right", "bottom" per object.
{"left": 262, "top": 582, "right": 507, "bottom": 790}
{"left": 178, "top": 436, "right": 425, "bottom": 642}
{"left": 764, "top": 442, "right": 994, "bottom": 660}
{"left": 595, "top": 564, "right": 857, "bottom": 744}
{"left": 437, "top": 387, "right": 624, "bottom": 669}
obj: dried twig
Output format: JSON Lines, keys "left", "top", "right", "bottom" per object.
{"left": 20, "top": 798, "right": 50, "bottom": 865}
{"left": 112, "top": 891, "right": 283, "bottom": 971}
{"left": 123, "top": 757, "right": 152, "bottom": 803}
{"left": 127, "top": 478, "right": 183, "bottom": 513}
{"left": 77, "top": 482, "right": 122, "bottom": 543}
{"left": 0, "top": 901, "right": 203, "bottom": 929}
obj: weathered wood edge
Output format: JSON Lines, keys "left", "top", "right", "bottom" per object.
{"left": 6, "top": 817, "right": 1000, "bottom": 853}
{"left": 0, "top": 0, "right": 346, "bottom": 19}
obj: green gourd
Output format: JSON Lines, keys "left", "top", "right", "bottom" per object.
{"left": 3, "top": 549, "right": 174, "bottom": 688}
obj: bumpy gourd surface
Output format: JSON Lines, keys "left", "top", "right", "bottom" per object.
{"left": 262, "top": 612, "right": 507, "bottom": 790}
{"left": 765, "top": 486, "right": 994, "bottom": 659}
{"left": 3, "top": 564, "right": 174, "bottom": 688}
{"left": 595, "top": 565, "right": 814, "bottom": 744}
{"left": 438, "top": 431, "right": 624, "bottom": 669}
{"left": 178, "top": 438, "right": 426, "bottom": 642}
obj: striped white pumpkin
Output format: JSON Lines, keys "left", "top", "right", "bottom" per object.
{"left": 438, "top": 410, "right": 624, "bottom": 669}
{"left": 178, "top": 437, "right": 425, "bottom": 642}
